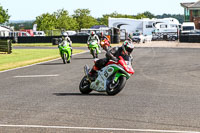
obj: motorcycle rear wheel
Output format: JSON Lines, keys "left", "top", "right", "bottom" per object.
{"left": 79, "top": 76, "right": 92, "bottom": 94}
{"left": 106, "top": 76, "right": 126, "bottom": 96}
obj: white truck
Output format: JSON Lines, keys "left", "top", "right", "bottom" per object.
{"left": 181, "top": 22, "right": 196, "bottom": 33}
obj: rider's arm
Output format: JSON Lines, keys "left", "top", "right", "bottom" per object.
{"left": 67, "top": 37, "right": 72, "bottom": 47}
{"left": 96, "top": 35, "right": 100, "bottom": 44}
{"left": 87, "top": 36, "right": 91, "bottom": 44}
{"left": 106, "top": 47, "right": 119, "bottom": 62}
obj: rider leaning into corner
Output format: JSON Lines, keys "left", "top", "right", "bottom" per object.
{"left": 59, "top": 32, "right": 73, "bottom": 57}
{"left": 88, "top": 39, "right": 134, "bottom": 80}
{"left": 87, "top": 31, "right": 101, "bottom": 52}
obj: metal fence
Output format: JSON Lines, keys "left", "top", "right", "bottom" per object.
{"left": 7, "top": 34, "right": 120, "bottom": 44}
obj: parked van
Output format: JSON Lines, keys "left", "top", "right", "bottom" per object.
{"left": 181, "top": 22, "right": 196, "bottom": 33}
{"left": 33, "top": 31, "right": 45, "bottom": 36}
{"left": 9, "top": 31, "right": 31, "bottom": 37}
{"left": 20, "top": 29, "right": 34, "bottom": 36}
{"left": 66, "top": 31, "right": 76, "bottom": 35}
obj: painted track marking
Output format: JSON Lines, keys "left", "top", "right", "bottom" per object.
{"left": 14, "top": 74, "right": 59, "bottom": 78}
{"left": 0, "top": 125, "right": 199, "bottom": 133}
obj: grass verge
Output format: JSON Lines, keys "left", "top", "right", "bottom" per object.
{"left": 13, "top": 43, "right": 121, "bottom": 47}
{"left": 0, "top": 49, "right": 84, "bottom": 71}
{"left": 13, "top": 43, "right": 87, "bottom": 47}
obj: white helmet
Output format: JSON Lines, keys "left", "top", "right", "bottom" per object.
{"left": 90, "top": 31, "right": 95, "bottom": 36}
{"left": 122, "top": 40, "right": 134, "bottom": 55}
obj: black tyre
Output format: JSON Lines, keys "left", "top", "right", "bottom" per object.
{"left": 79, "top": 76, "right": 92, "bottom": 94}
{"left": 106, "top": 76, "right": 126, "bottom": 96}
{"left": 66, "top": 52, "right": 71, "bottom": 63}
{"left": 91, "top": 49, "right": 96, "bottom": 59}
{"left": 63, "top": 53, "right": 66, "bottom": 64}
{"left": 95, "top": 49, "right": 98, "bottom": 58}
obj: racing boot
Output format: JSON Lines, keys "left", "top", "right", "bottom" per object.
{"left": 88, "top": 66, "right": 98, "bottom": 81}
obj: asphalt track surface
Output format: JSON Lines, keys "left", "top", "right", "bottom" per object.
{"left": 0, "top": 47, "right": 200, "bottom": 133}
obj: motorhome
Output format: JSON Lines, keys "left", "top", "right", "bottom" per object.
{"left": 0, "top": 26, "right": 13, "bottom": 37}
{"left": 108, "top": 17, "right": 180, "bottom": 40}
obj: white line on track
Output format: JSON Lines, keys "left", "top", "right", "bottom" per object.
{"left": 0, "top": 51, "right": 89, "bottom": 74}
{"left": 0, "top": 125, "right": 199, "bottom": 133}
{"left": 14, "top": 74, "right": 59, "bottom": 78}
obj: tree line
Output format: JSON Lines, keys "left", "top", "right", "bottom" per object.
{"left": 0, "top": 5, "right": 184, "bottom": 31}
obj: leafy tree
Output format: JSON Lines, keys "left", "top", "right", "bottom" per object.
{"left": 0, "top": 4, "right": 10, "bottom": 24}
{"left": 54, "top": 9, "right": 78, "bottom": 30}
{"left": 35, "top": 13, "right": 57, "bottom": 31}
{"left": 134, "top": 13, "right": 147, "bottom": 19}
{"left": 142, "top": 11, "right": 155, "bottom": 19}
{"left": 73, "top": 9, "right": 98, "bottom": 30}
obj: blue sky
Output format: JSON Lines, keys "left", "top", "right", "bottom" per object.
{"left": 0, "top": 0, "right": 197, "bottom": 20}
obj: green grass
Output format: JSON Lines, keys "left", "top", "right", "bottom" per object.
{"left": 0, "top": 49, "right": 84, "bottom": 71}
{"left": 13, "top": 43, "right": 87, "bottom": 47}
{"left": 13, "top": 43, "right": 121, "bottom": 47}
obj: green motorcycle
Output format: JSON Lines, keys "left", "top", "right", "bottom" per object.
{"left": 88, "top": 41, "right": 100, "bottom": 58}
{"left": 58, "top": 42, "right": 72, "bottom": 64}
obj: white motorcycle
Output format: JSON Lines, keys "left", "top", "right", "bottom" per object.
{"left": 79, "top": 56, "right": 134, "bottom": 95}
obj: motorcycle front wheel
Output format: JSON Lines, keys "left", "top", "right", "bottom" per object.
{"left": 95, "top": 48, "right": 98, "bottom": 58}
{"left": 91, "top": 49, "right": 95, "bottom": 59}
{"left": 66, "top": 51, "right": 71, "bottom": 63}
{"left": 79, "top": 76, "right": 93, "bottom": 94}
{"left": 62, "top": 53, "right": 67, "bottom": 64}
{"left": 106, "top": 76, "right": 126, "bottom": 96}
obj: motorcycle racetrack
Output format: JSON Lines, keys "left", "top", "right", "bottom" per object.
{"left": 0, "top": 47, "right": 200, "bottom": 133}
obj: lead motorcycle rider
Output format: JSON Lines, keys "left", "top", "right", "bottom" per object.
{"left": 87, "top": 31, "right": 101, "bottom": 53}
{"left": 88, "top": 40, "right": 134, "bottom": 80}
{"left": 59, "top": 32, "right": 73, "bottom": 57}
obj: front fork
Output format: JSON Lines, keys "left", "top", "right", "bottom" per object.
{"left": 60, "top": 48, "right": 71, "bottom": 61}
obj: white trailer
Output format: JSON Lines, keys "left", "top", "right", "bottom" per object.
{"left": 0, "top": 26, "right": 13, "bottom": 37}
{"left": 108, "top": 17, "right": 180, "bottom": 37}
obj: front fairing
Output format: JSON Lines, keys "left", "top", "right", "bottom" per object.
{"left": 89, "top": 41, "right": 98, "bottom": 48}
{"left": 90, "top": 64, "right": 132, "bottom": 92}
{"left": 118, "top": 56, "right": 134, "bottom": 75}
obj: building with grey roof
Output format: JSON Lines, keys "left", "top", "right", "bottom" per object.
{"left": 181, "top": 0, "right": 200, "bottom": 29}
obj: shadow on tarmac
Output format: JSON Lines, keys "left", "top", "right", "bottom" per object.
{"left": 53, "top": 92, "right": 107, "bottom": 96}
{"left": 73, "top": 57, "right": 93, "bottom": 60}
{"left": 38, "top": 62, "right": 64, "bottom": 65}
